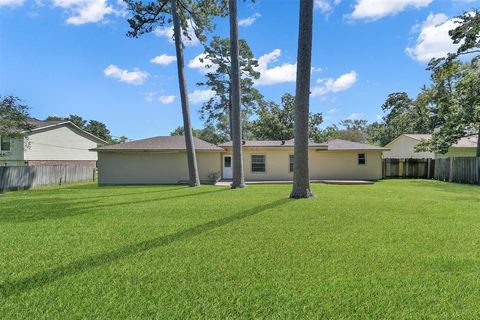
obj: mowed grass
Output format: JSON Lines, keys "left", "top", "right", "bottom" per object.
{"left": 1, "top": 180, "right": 480, "bottom": 319}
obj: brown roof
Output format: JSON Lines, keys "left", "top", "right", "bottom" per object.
{"left": 93, "top": 136, "right": 224, "bottom": 152}
{"left": 219, "top": 139, "right": 328, "bottom": 148}
{"left": 29, "top": 119, "right": 68, "bottom": 129}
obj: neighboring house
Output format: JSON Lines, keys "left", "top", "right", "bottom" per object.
{"left": 93, "top": 136, "right": 388, "bottom": 185}
{"left": 383, "top": 134, "right": 478, "bottom": 159}
{"left": 0, "top": 119, "right": 105, "bottom": 166}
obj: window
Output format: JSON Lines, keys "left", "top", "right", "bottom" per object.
{"left": 224, "top": 156, "right": 231, "bottom": 168}
{"left": 358, "top": 153, "right": 366, "bottom": 165}
{"left": 1, "top": 136, "right": 11, "bottom": 151}
{"left": 289, "top": 155, "right": 294, "bottom": 172}
{"left": 251, "top": 155, "right": 265, "bottom": 172}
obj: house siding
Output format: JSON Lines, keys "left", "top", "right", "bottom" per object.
{"left": 97, "top": 151, "right": 221, "bottom": 185}
{"left": 0, "top": 137, "right": 25, "bottom": 165}
{"left": 24, "top": 125, "right": 99, "bottom": 161}
{"left": 383, "top": 136, "right": 434, "bottom": 159}
{"left": 436, "top": 147, "right": 477, "bottom": 159}
{"left": 223, "top": 148, "right": 383, "bottom": 181}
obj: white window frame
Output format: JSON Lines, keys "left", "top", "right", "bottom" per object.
{"left": 251, "top": 154, "right": 266, "bottom": 173}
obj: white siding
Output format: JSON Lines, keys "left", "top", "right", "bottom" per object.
{"left": 383, "top": 136, "right": 434, "bottom": 159}
{"left": 24, "top": 125, "right": 99, "bottom": 161}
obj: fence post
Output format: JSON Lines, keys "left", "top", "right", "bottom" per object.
{"left": 427, "top": 159, "right": 431, "bottom": 179}
{"left": 449, "top": 157, "right": 454, "bottom": 182}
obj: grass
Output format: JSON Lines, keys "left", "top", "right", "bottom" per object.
{"left": 1, "top": 180, "right": 479, "bottom": 319}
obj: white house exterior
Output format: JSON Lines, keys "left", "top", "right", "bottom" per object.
{"left": 383, "top": 134, "right": 478, "bottom": 159}
{"left": 93, "top": 136, "right": 388, "bottom": 185}
{"left": 0, "top": 120, "right": 105, "bottom": 166}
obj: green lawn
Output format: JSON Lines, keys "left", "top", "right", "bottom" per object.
{"left": 1, "top": 180, "right": 479, "bottom": 319}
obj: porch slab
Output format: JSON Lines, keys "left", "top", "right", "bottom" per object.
{"left": 214, "top": 180, "right": 375, "bottom": 186}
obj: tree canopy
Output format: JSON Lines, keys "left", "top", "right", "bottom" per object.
{"left": 0, "top": 96, "right": 33, "bottom": 138}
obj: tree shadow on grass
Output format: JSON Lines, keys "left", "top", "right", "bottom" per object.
{"left": 0, "top": 198, "right": 291, "bottom": 298}
{"left": 0, "top": 188, "right": 230, "bottom": 223}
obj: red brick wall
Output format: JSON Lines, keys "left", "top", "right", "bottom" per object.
{"left": 27, "top": 160, "right": 97, "bottom": 166}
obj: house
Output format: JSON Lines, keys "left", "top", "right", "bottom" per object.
{"left": 93, "top": 136, "right": 388, "bottom": 185}
{"left": 383, "top": 134, "right": 478, "bottom": 159}
{"left": 0, "top": 119, "right": 105, "bottom": 166}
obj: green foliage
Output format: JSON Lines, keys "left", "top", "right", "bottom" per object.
{"left": 319, "top": 119, "right": 370, "bottom": 143}
{"left": 368, "top": 90, "right": 434, "bottom": 146}
{"left": 124, "top": 0, "right": 228, "bottom": 42}
{"left": 249, "top": 93, "right": 323, "bottom": 141}
{"left": 0, "top": 95, "right": 33, "bottom": 138}
{"left": 1, "top": 180, "right": 480, "bottom": 318}
{"left": 197, "top": 36, "right": 263, "bottom": 137}
{"left": 170, "top": 124, "right": 228, "bottom": 144}
{"left": 85, "top": 120, "right": 111, "bottom": 142}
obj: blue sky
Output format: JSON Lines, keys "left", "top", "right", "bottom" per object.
{"left": 0, "top": 0, "right": 478, "bottom": 140}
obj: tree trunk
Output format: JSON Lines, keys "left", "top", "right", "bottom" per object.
{"left": 171, "top": 0, "right": 200, "bottom": 187}
{"left": 228, "top": 90, "right": 233, "bottom": 141}
{"left": 476, "top": 127, "right": 480, "bottom": 157}
{"left": 290, "top": 0, "right": 314, "bottom": 199}
{"left": 229, "top": 0, "right": 245, "bottom": 188}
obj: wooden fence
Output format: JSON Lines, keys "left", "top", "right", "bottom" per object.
{"left": 434, "top": 157, "right": 480, "bottom": 185}
{"left": 0, "top": 164, "right": 96, "bottom": 191}
{"left": 383, "top": 158, "right": 435, "bottom": 179}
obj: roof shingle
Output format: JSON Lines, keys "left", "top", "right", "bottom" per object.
{"left": 93, "top": 136, "right": 224, "bottom": 152}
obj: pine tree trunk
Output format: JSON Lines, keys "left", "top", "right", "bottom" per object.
{"left": 290, "top": 0, "right": 314, "bottom": 199}
{"left": 476, "top": 127, "right": 480, "bottom": 157}
{"left": 171, "top": 0, "right": 200, "bottom": 187}
{"left": 229, "top": 0, "right": 245, "bottom": 189}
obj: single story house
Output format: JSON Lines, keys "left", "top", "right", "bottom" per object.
{"left": 93, "top": 136, "right": 388, "bottom": 185}
{"left": 383, "top": 134, "right": 478, "bottom": 160}
{"left": 0, "top": 119, "right": 105, "bottom": 166}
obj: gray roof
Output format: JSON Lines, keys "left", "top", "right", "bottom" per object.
{"left": 399, "top": 133, "right": 477, "bottom": 148}
{"left": 219, "top": 139, "right": 387, "bottom": 151}
{"left": 326, "top": 139, "right": 388, "bottom": 151}
{"left": 219, "top": 139, "right": 328, "bottom": 148}
{"left": 93, "top": 136, "right": 224, "bottom": 152}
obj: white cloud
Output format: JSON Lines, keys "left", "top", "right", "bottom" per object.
{"left": 311, "top": 71, "right": 358, "bottom": 96}
{"left": 406, "top": 13, "right": 460, "bottom": 62}
{"left": 52, "top": 0, "right": 115, "bottom": 25}
{"left": 188, "top": 89, "right": 215, "bottom": 104}
{"left": 0, "top": 0, "right": 24, "bottom": 7}
{"left": 239, "top": 12, "right": 261, "bottom": 27}
{"left": 315, "top": 0, "right": 342, "bottom": 13}
{"left": 350, "top": 0, "right": 432, "bottom": 20}
{"left": 187, "top": 53, "right": 218, "bottom": 74}
{"left": 150, "top": 54, "right": 176, "bottom": 66}
{"left": 255, "top": 49, "right": 297, "bottom": 86}
{"left": 144, "top": 92, "right": 156, "bottom": 103}
{"left": 154, "top": 21, "right": 199, "bottom": 47}
{"left": 346, "top": 113, "right": 364, "bottom": 120}
{"left": 158, "top": 95, "right": 175, "bottom": 104}
{"left": 327, "top": 108, "right": 338, "bottom": 114}
{"left": 104, "top": 64, "right": 148, "bottom": 85}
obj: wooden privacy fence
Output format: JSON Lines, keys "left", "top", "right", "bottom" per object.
{"left": 434, "top": 157, "right": 480, "bottom": 185}
{"left": 0, "top": 164, "right": 96, "bottom": 191}
{"left": 383, "top": 158, "right": 435, "bottom": 179}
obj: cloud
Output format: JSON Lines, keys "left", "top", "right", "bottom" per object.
{"left": 314, "top": 0, "right": 341, "bottom": 13}
{"left": 255, "top": 49, "right": 297, "bottom": 86}
{"left": 327, "top": 108, "right": 338, "bottom": 114}
{"left": 144, "top": 92, "right": 156, "bottom": 103}
{"left": 158, "top": 95, "right": 175, "bottom": 104}
{"left": 104, "top": 64, "right": 148, "bottom": 85}
{"left": 0, "top": 0, "right": 24, "bottom": 7}
{"left": 150, "top": 54, "right": 176, "bottom": 66}
{"left": 346, "top": 113, "right": 364, "bottom": 120}
{"left": 188, "top": 89, "right": 215, "bottom": 104}
{"left": 239, "top": 12, "right": 261, "bottom": 27}
{"left": 154, "top": 21, "right": 199, "bottom": 47}
{"left": 350, "top": 0, "right": 432, "bottom": 20}
{"left": 311, "top": 71, "right": 358, "bottom": 96}
{"left": 405, "top": 13, "right": 460, "bottom": 62}
{"left": 52, "top": 0, "right": 116, "bottom": 25}
{"left": 187, "top": 53, "right": 218, "bottom": 74}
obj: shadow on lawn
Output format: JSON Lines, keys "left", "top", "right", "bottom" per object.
{"left": 0, "top": 198, "right": 290, "bottom": 298}
{"left": 0, "top": 187, "right": 229, "bottom": 223}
